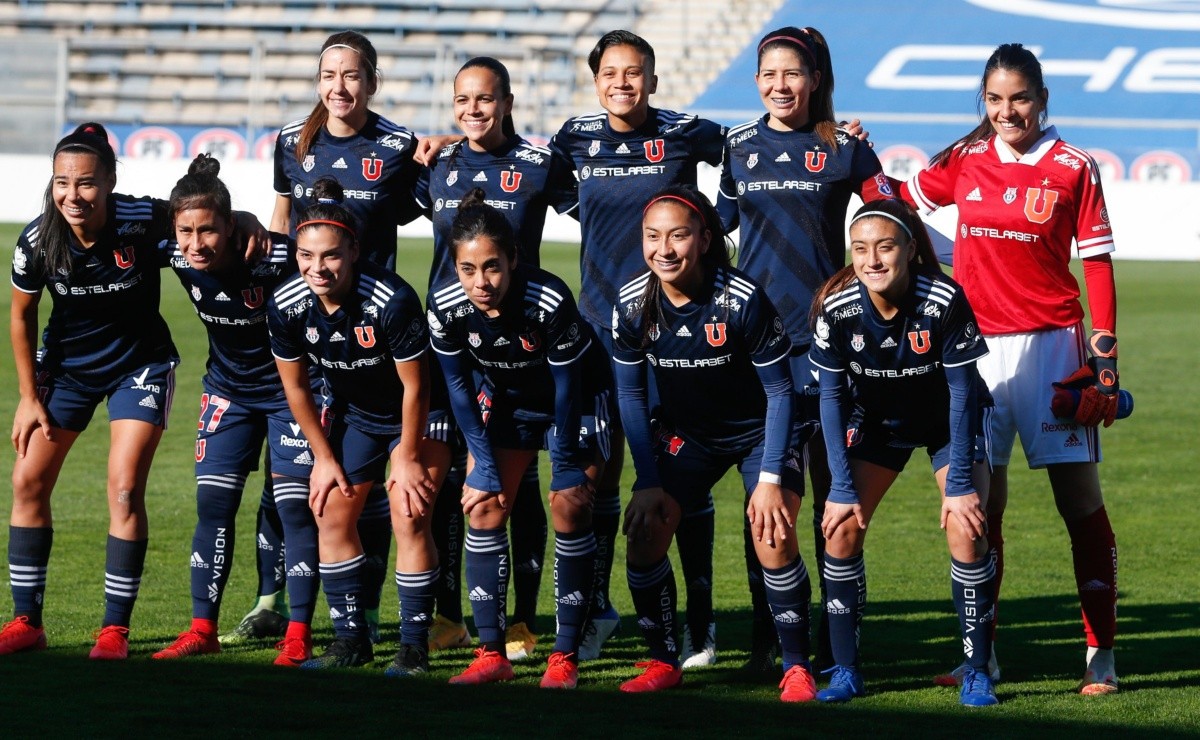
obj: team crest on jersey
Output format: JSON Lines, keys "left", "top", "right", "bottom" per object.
{"left": 113, "top": 247, "right": 136, "bottom": 269}
{"left": 814, "top": 316, "right": 831, "bottom": 349}
{"left": 242, "top": 287, "right": 264, "bottom": 308}
{"left": 354, "top": 326, "right": 376, "bottom": 348}
{"left": 195, "top": 439, "right": 206, "bottom": 462}
{"left": 851, "top": 334, "right": 865, "bottom": 352}
{"left": 704, "top": 322, "right": 727, "bottom": 347}
{"left": 519, "top": 332, "right": 541, "bottom": 352}
{"left": 747, "top": 153, "right": 758, "bottom": 169}
{"left": 644, "top": 139, "right": 665, "bottom": 163}
{"left": 191, "top": 285, "right": 202, "bottom": 301}
{"left": 804, "top": 151, "right": 827, "bottom": 173}
{"left": 1003, "top": 187, "right": 1018, "bottom": 205}
{"left": 302, "top": 155, "right": 316, "bottom": 172}
{"left": 588, "top": 140, "right": 601, "bottom": 157}
{"left": 648, "top": 323, "right": 660, "bottom": 341}
{"left": 1024, "top": 188, "right": 1059, "bottom": 224}
{"left": 362, "top": 156, "right": 383, "bottom": 182}
{"left": 907, "top": 329, "right": 932, "bottom": 354}
{"left": 446, "top": 170, "right": 458, "bottom": 186}
{"left": 500, "top": 170, "right": 522, "bottom": 193}
{"left": 468, "top": 332, "right": 482, "bottom": 347}
{"left": 306, "top": 327, "right": 319, "bottom": 344}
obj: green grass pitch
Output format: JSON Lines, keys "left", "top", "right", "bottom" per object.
{"left": 0, "top": 225, "right": 1198, "bottom": 737}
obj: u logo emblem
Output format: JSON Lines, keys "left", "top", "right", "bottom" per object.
{"left": 704, "top": 322, "right": 727, "bottom": 347}
{"left": 804, "top": 151, "right": 827, "bottom": 172}
{"left": 355, "top": 326, "right": 376, "bottom": 348}
{"left": 644, "top": 139, "right": 665, "bottom": 163}
{"left": 907, "top": 330, "right": 931, "bottom": 354}
{"left": 1023, "top": 188, "right": 1058, "bottom": 224}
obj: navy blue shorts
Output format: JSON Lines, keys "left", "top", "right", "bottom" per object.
{"left": 193, "top": 385, "right": 315, "bottom": 479}
{"left": 845, "top": 421, "right": 989, "bottom": 476}
{"left": 38, "top": 358, "right": 176, "bottom": 432}
{"left": 328, "top": 409, "right": 453, "bottom": 485}
{"left": 481, "top": 388, "right": 613, "bottom": 464}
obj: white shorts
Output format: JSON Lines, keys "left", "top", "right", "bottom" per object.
{"left": 977, "top": 324, "right": 1101, "bottom": 468}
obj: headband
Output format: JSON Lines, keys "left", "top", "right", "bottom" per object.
{"left": 758, "top": 34, "right": 817, "bottom": 69}
{"left": 850, "top": 210, "right": 913, "bottom": 239}
{"left": 319, "top": 43, "right": 376, "bottom": 75}
{"left": 297, "top": 218, "right": 355, "bottom": 235}
{"left": 643, "top": 194, "right": 704, "bottom": 218}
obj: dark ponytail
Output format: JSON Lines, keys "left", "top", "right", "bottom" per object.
{"left": 449, "top": 187, "right": 517, "bottom": 262}
{"left": 169, "top": 153, "right": 232, "bottom": 226}
{"left": 39, "top": 122, "right": 117, "bottom": 278}
{"left": 296, "top": 177, "right": 359, "bottom": 244}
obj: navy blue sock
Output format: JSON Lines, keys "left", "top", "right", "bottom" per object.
{"left": 465, "top": 527, "right": 509, "bottom": 652}
{"left": 102, "top": 535, "right": 148, "bottom": 628}
{"left": 358, "top": 484, "right": 392, "bottom": 613}
{"left": 191, "top": 472, "right": 244, "bottom": 621}
{"left": 951, "top": 555, "right": 997, "bottom": 671}
{"left": 396, "top": 568, "right": 438, "bottom": 650}
{"left": 552, "top": 529, "right": 596, "bottom": 655}
{"left": 320, "top": 555, "right": 365, "bottom": 640}
{"left": 254, "top": 480, "right": 286, "bottom": 598}
{"left": 762, "top": 557, "right": 812, "bottom": 670}
{"left": 273, "top": 476, "right": 319, "bottom": 625}
{"left": 432, "top": 464, "right": 465, "bottom": 623}
{"left": 628, "top": 557, "right": 678, "bottom": 665}
{"left": 509, "top": 463, "right": 546, "bottom": 630}
{"left": 591, "top": 485, "right": 621, "bottom": 617}
{"left": 8, "top": 526, "right": 52, "bottom": 627}
{"left": 823, "top": 552, "right": 866, "bottom": 669}
{"left": 675, "top": 493, "right": 714, "bottom": 650}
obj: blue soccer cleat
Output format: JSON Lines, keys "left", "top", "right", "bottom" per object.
{"left": 817, "top": 665, "right": 867, "bottom": 703}
{"left": 960, "top": 667, "right": 1000, "bottom": 706}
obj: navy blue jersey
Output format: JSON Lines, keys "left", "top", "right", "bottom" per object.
{"left": 162, "top": 233, "right": 295, "bottom": 405}
{"left": 550, "top": 108, "right": 725, "bottom": 327}
{"left": 612, "top": 265, "right": 791, "bottom": 453}
{"left": 809, "top": 272, "right": 987, "bottom": 443}
{"left": 718, "top": 119, "right": 893, "bottom": 346}
{"left": 413, "top": 136, "right": 578, "bottom": 288}
{"left": 12, "top": 194, "right": 178, "bottom": 390}
{"left": 268, "top": 261, "right": 428, "bottom": 435}
{"left": 274, "top": 112, "right": 422, "bottom": 270}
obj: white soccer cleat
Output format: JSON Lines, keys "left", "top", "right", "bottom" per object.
{"left": 680, "top": 622, "right": 716, "bottom": 669}
{"left": 1078, "top": 646, "right": 1118, "bottom": 695}
{"left": 577, "top": 606, "right": 620, "bottom": 662}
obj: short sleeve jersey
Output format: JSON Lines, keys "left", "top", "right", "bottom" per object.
{"left": 274, "top": 112, "right": 422, "bottom": 270}
{"left": 163, "top": 234, "right": 295, "bottom": 405}
{"left": 413, "top": 137, "right": 578, "bottom": 288}
{"left": 901, "top": 127, "right": 1115, "bottom": 335}
{"left": 12, "top": 194, "right": 178, "bottom": 390}
{"left": 268, "top": 261, "right": 428, "bottom": 435}
{"left": 809, "top": 272, "right": 988, "bottom": 443}
{"left": 718, "top": 119, "right": 893, "bottom": 347}
{"left": 612, "top": 265, "right": 791, "bottom": 454}
{"left": 550, "top": 108, "right": 725, "bottom": 327}
{"left": 427, "top": 264, "right": 609, "bottom": 413}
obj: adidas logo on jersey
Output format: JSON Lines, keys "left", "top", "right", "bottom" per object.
{"left": 293, "top": 450, "right": 315, "bottom": 466}
{"left": 139, "top": 395, "right": 159, "bottom": 410}
{"left": 257, "top": 533, "right": 272, "bottom": 550}
{"left": 966, "top": 187, "right": 983, "bottom": 202}
{"left": 880, "top": 337, "right": 897, "bottom": 349}
{"left": 215, "top": 292, "right": 230, "bottom": 301}
{"left": 1065, "top": 433, "right": 1083, "bottom": 448}
{"left": 468, "top": 586, "right": 493, "bottom": 601}
{"left": 615, "top": 143, "right": 631, "bottom": 154}
{"left": 208, "top": 583, "right": 220, "bottom": 602}
{"left": 333, "top": 157, "right": 348, "bottom": 169}
{"left": 675, "top": 326, "right": 692, "bottom": 337}
{"left": 190, "top": 552, "right": 209, "bottom": 569}
{"left": 774, "top": 609, "right": 803, "bottom": 624}
{"left": 288, "top": 561, "right": 315, "bottom": 577}
{"left": 557, "top": 590, "right": 587, "bottom": 606}
{"left": 494, "top": 336, "right": 510, "bottom": 346}
{"left": 775, "top": 152, "right": 792, "bottom": 163}
{"left": 329, "top": 331, "right": 345, "bottom": 342}
{"left": 473, "top": 171, "right": 488, "bottom": 182}
{"left": 826, "top": 599, "right": 850, "bottom": 615}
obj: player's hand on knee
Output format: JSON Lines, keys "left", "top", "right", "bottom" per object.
{"left": 623, "top": 487, "right": 670, "bottom": 542}
{"left": 461, "top": 484, "right": 502, "bottom": 516}
{"left": 941, "top": 492, "right": 986, "bottom": 540}
{"left": 549, "top": 483, "right": 593, "bottom": 512}
{"left": 821, "top": 500, "right": 866, "bottom": 540}
{"left": 387, "top": 457, "right": 436, "bottom": 517}
{"left": 11, "top": 397, "right": 53, "bottom": 458}
{"left": 747, "top": 482, "right": 792, "bottom": 547}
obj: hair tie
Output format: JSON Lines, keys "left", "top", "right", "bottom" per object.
{"left": 643, "top": 194, "right": 704, "bottom": 218}
{"left": 297, "top": 218, "right": 355, "bottom": 235}
{"left": 319, "top": 43, "right": 376, "bottom": 75}
{"left": 850, "top": 210, "right": 913, "bottom": 239}
{"left": 316, "top": 198, "right": 337, "bottom": 205}
{"left": 758, "top": 34, "right": 817, "bottom": 69}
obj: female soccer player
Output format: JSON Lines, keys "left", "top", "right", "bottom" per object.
{"left": 429, "top": 190, "right": 610, "bottom": 689}
{"left": 612, "top": 186, "right": 816, "bottom": 701}
{"left": 413, "top": 56, "right": 578, "bottom": 661}
{"left": 149, "top": 154, "right": 322, "bottom": 666}
{"left": 900, "top": 43, "right": 1121, "bottom": 695}
{"left": 267, "top": 178, "right": 450, "bottom": 674}
{"left": 2, "top": 123, "right": 180, "bottom": 660}
{"left": 717, "top": 25, "right": 895, "bottom": 671}
{"left": 810, "top": 199, "right": 997, "bottom": 706}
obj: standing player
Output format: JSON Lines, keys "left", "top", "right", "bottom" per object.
{"left": 428, "top": 191, "right": 610, "bottom": 689}
{"left": 810, "top": 199, "right": 998, "bottom": 706}
{"left": 2, "top": 123, "right": 180, "bottom": 659}
{"left": 267, "top": 179, "right": 450, "bottom": 673}
{"left": 413, "top": 57, "right": 579, "bottom": 661}
{"left": 149, "top": 154, "right": 323, "bottom": 666}
{"left": 900, "top": 43, "right": 1121, "bottom": 695}
{"left": 550, "top": 29, "right": 726, "bottom": 662}
{"left": 613, "top": 187, "right": 816, "bottom": 701}
{"left": 717, "top": 25, "right": 894, "bottom": 671}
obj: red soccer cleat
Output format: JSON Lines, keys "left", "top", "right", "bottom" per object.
{"left": 89, "top": 625, "right": 130, "bottom": 660}
{"left": 539, "top": 651, "right": 579, "bottom": 689}
{"left": 779, "top": 664, "right": 818, "bottom": 702}
{"left": 449, "top": 647, "right": 515, "bottom": 685}
{"left": 0, "top": 616, "right": 47, "bottom": 655}
{"left": 153, "top": 628, "right": 220, "bottom": 659}
{"left": 274, "top": 633, "right": 314, "bottom": 667}
{"left": 619, "top": 659, "right": 683, "bottom": 693}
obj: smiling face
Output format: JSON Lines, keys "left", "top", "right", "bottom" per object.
{"left": 454, "top": 66, "right": 513, "bottom": 153}
{"left": 174, "top": 207, "right": 235, "bottom": 272}
{"left": 52, "top": 150, "right": 115, "bottom": 244}
{"left": 593, "top": 44, "right": 657, "bottom": 132}
{"left": 642, "top": 199, "right": 710, "bottom": 303}
{"left": 296, "top": 225, "right": 358, "bottom": 310}
{"left": 318, "top": 46, "right": 375, "bottom": 136}
{"left": 984, "top": 67, "right": 1047, "bottom": 156}
{"left": 756, "top": 46, "right": 820, "bottom": 131}
{"left": 454, "top": 235, "right": 513, "bottom": 317}
{"left": 850, "top": 216, "right": 914, "bottom": 313}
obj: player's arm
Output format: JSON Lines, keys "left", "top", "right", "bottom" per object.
{"left": 941, "top": 363, "right": 985, "bottom": 539}
{"left": 746, "top": 355, "right": 794, "bottom": 547}
{"left": 10, "top": 286, "right": 50, "bottom": 456}
{"left": 434, "top": 349, "right": 502, "bottom": 495}
{"left": 388, "top": 354, "right": 436, "bottom": 517}
{"left": 270, "top": 194, "right": 292, "bottom": 235}
{"left": 275, "top": 357, "right": 349, "bottom": 516}
{"left": 817, "top": 367, "right": 867, "bottom": 538}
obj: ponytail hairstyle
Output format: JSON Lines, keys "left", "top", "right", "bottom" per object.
{"left": 756, "top": 26, "right": 838, "bottom": 148}
{"left": 449, "top": 187, "right": 517, "bottom": 263}
{"left": 296, "top": 176, "right": 359, "bottom": 248}
{"left": 809, "top": 199, "right": 941, "bottom": 328}
{"left": 930, "top": 43, "right": 1048, "bottom": 168}
{"left": 40, "top": 121, "right": 118, "bottom": 278}
{"left": 295, "top": 31, "right": 380, "bottom": 163}
{"left": 168, "top": 153, "right": 232, "bottom": 227}
{"left": 637, "top": 185, "right": 732, "bottom": 348}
